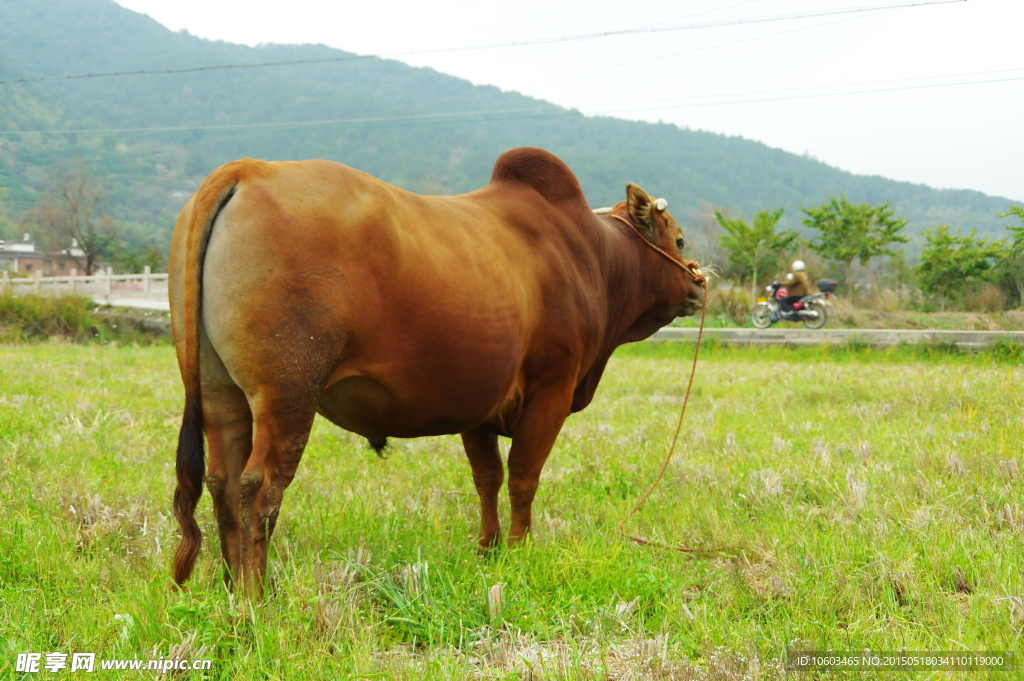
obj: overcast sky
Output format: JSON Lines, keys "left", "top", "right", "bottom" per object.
{"left": 113, "top": 0, "right": 1023, "bottom": 203}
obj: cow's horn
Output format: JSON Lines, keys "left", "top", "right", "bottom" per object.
{"left": 654, "top": 198, "right": 668, "bottom": 211}
{"left": 592, "top": 207, "right": 612, "bottom": 215}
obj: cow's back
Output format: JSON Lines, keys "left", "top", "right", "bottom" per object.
{"left": 193, "top": 154, "right": 603, "bottom": 440}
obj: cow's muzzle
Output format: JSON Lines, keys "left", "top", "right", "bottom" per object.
{"left": 674, "top": 287, "right": 705, "bottom": 319}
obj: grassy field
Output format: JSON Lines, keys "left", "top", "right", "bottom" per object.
{"left": 1, "top": 341, "right": 1022, "bottom": 679}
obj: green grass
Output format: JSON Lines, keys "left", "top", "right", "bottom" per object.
{"left": 1, "top": 342, "right": 1022, "bottom": 679}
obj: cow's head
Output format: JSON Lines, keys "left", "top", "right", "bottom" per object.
{"left": 602, "top": 183, "right": 706, "bottom": 322}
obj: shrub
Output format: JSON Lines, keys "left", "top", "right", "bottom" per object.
{"left": 0, "top": 292, "right": 97, "bottom": 342}
{"left": 867, "top": 285, "right": 914, "bottom": 313}
{"left": 0, "top": 293, "right": 168, "bottom": 344}
{"left": 707, "top": 285, "right": 752, "bottom": 326}
{"left": 966, "top": 284, "right": 1007, "bottom": 313}
{"left": 988, "top": 337, "right": 1024, "bottom": 361}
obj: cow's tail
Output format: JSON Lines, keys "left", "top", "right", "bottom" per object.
{"left": 172, "top": 166, "right": 240, "bottom": 586}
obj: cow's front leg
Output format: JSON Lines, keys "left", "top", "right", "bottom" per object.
{"left": 461, "top": 427, "right": 503, "bottom": 549}
{"left": 506, "top": 390, "right": 573, "bottom": 544}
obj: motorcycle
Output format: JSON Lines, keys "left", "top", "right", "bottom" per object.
{"left": 751, "top": 279, "right": 837, "bottom": 329}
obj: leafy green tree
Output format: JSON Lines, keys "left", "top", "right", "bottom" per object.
{"left": 0, "top": 188, "right": 12, "bottom": 240}
{"left": 801, "top": 197, "right": 908, "bottom": 281}
{"left": 715, "top": 208, "right": 799, "bottom": 297}
{"left": 0, "top": 188, "right": 23, "bottom": 241}
{"left": 994, "top": 208, "right": 1024, "bottom": 307}
{"left": 107, "top": 241, "right": 165, "bottom": 273}
{"left": 915, "top": 225, "right": 1003, "bottom": 311}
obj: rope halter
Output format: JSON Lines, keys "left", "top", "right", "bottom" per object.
{"left": 606, "top": 213, "right": 707, "bottom": 287}
{"left": 604, "top": 209, "right": 719, "bottom": 554}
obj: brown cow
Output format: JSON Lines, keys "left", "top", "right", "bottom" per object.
{"left": 169, "top": 147, "right": 705, "bottom": 596}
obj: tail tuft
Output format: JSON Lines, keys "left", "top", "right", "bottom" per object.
{"left": 172, "top": 391, "right": 205, "bottom": 584}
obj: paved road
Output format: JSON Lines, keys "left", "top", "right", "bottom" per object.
{"left": 652, "top": 327, "right": 1024, "bottom": 348}
{"left": 106, "top": 314, "right": 1023, "bottom": 348}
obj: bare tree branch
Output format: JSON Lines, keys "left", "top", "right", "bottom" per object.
{"left": 26, "top": 159, "right": 118, "bottom": 274}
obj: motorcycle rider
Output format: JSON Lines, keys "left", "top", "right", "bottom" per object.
{"left": 779, "top": 260, "right": 809, "bottom": 317}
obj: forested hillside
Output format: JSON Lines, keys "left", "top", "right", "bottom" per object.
{"left": 0, "top": 0, "right": 1019, "bottom": 253}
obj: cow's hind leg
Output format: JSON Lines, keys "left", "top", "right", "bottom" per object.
{"left": 461, "top": 427, "right": 503, "bottom": 549}
{"left": 174, "top": 330, "right": 252, "bottom": 588}
{"left": 236, "top": 393, "right": 319, "bottom": 598}
{"left": 202, "top": 381, "right": 253, "bottom": 588}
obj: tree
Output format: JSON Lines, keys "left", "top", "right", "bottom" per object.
{"left": 27, "top": 160, "right": 117, "bottom": 274}
{"left": 0, "top": 188, "right": 13, "bottom": 240}
{"left": 994, "top": 207, "right": 1024, "bottom": 307}
{"left": 107, "top": 241, "right": 165, "bottom": 273}
{"left": 0, "top": 188, "right": 25, "bottom": 242}
{"left": 715, "top": 207, "right": 799, "bottom": 297}
{"left": 801, "top": 196, "right": 908, "bottom": 282}
{"left": 915, "top": 225, "right": 1003, "bottom": 311}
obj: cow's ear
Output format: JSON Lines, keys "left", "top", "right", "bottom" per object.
{"left": 625, "top": 183, "right": 656, "bottom": 241}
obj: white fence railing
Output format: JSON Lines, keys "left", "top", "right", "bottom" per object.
{"left": 0, "top": 267, "right": 170, "bottom": 310}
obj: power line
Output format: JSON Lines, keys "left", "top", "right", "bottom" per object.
{"left": 0, "top": 106, "right": 566, "bottom": 136}
{"left": 531, "top": 4, "right": 900, "bottom": 85}
{"left": 1, "top": 68, "right": 1018, "bottom": 138}
{"left": 0, "top": 0, "right": 967, "bottom": 86}
{"left": 578, "top": 67, "right": 1024, "bottom": 110}
{"left": 587, "top": 74, "right": 1024, "bottom": 115}
{"left": 485, "top": 0, "right": 773, "bottom": 70}
{"left": 627, "top": 0, "right": 771, "bottom": 32}
{"left": 428, "top": 0, "right": 966, "bottom": 52}
{"left": 0, "top": 54, "right": 375, "bottom": 86}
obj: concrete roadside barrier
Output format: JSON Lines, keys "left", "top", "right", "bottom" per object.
{"left": 652, "top": 327, "right": 1024, "bottom": 348}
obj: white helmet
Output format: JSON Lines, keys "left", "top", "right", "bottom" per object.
{"left": 792, "top": 260, "right": 806, "bottom": 272}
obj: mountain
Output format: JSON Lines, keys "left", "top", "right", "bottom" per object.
{"left": 0, "top": 0, "right": 1020, "bottom": 254}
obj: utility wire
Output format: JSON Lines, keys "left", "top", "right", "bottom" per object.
{"left": 588, "top": 74, "right": 1024, "bottom": 115}
{"left": 578, "top": 66, "right": 1024, "bottom": 110}
{"left": 0, "top": 54, "right": 375, "bottom": 86}
{"left": 1, "top": 68, "right": 1018, "bottom": 137}
{"left": 0, "top": 106, "right": 564, "bottom": 136}
{"left": 531, "top": 5, "right": 899, "bottom": 84}
{"left": 0, "top": 0, "right": 967, "bottom": 86}
{"left": 476, "top": 0, "right": 771, "bottom": 68}
{"left": 627, "top": 0, "right": 770, "bottom": 32}
{"left": 470, "top": 0, "right": 966, "bottom": 51}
